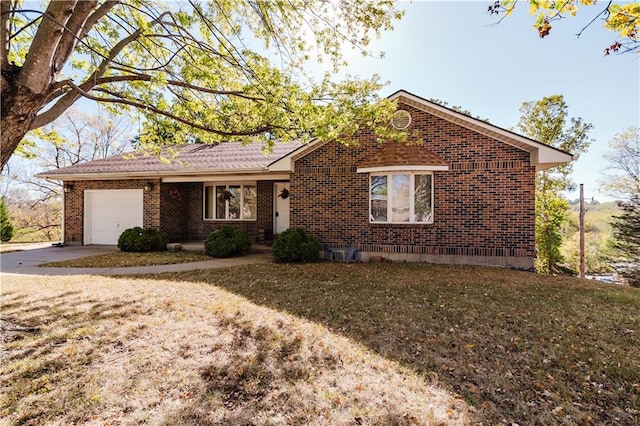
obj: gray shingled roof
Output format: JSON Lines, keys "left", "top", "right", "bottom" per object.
{"left": 37, "top": 141, "right": 306, "bottom": 178}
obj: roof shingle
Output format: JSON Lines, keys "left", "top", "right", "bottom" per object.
{"left": 38, "top": 142, "right": 305, "bottom": 177}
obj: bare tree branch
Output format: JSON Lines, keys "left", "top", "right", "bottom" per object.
{"left": 577, "top": 1, "right": 613, "bottom": 38}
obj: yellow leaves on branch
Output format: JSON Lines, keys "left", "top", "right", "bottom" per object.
{"left": 606, "top": 3, "right": 640, "bottom": 39}
{"left": 501, "top": 0, "right": 640, "bottom": 44}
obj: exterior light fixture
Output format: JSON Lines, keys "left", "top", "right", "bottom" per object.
{"left": 63, "top": 184, "right": 74, "bottom": 193}
{"left": 144, "top": 182, "right": 154, "bottom": 191}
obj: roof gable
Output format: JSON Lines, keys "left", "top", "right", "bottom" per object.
{"left": 387, "top": 90, "right": 574, "bottom": 171}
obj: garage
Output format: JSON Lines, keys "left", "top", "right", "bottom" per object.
{"left": 84, "top": 189, "right": 143, "bottom": 245}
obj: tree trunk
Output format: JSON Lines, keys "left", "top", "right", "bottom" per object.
{"left": 1, "top": 67, "right": 48, "bottom": 170}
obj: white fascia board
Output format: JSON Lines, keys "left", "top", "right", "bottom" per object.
{"left": 267, "top": 138, "right": 320, "bottom": 171}
{"left": 267, "top": 156, "right": 294, "bottom": 172}
{"left": 35, "top": 168, "right": 268, "bottom": 181}
{"left": 357, "top": 165, "right": 449, "bottom": 173}
{"left": 163, "top": 173, "right": 291, "bottom": 183}
{"left": 535, "top": 147, "right": 575, "bottom": 171}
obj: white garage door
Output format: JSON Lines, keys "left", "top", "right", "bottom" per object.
{"left": 84, "top": 189, "right": 143, "bottom": 245}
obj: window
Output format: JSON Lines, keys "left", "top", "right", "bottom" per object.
{"left": 204, "top": 183, "right": 257, "bottom": 220}
{"left": 369, "top": 173, "right": 433, "bottom": 224}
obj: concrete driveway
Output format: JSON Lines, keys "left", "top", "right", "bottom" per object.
{"left": 0, "top": 244, "right": 270, "bottom": 276}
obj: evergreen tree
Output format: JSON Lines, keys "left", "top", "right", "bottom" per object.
{"left": 0, "top": 198, "right": 14, "bottom": 242}
{"left": 602, "top": 127, "right": 640, "bottom": 286}
{"left": 611, "top": 195, "right": 640, "bottom": 287}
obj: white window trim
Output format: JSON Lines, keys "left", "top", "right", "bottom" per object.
{"left": 369, "top": 172, "right": 434, "bottom": 224}
{"left": 203, "top": 182, "right": 257, "bottom": 221}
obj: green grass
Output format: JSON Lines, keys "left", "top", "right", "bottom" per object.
{"left": 40, "top": 251, "right": 211, "bottom": 267}
{"left": 152, "top": 263, "right": 640, "bottom": 425}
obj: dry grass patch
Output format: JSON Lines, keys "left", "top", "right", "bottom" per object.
{"left": 152, "top": 263, "right": 640, "bottom": 425}
{"left": 1, "top": 274, "right": 471, "bottom": 425}
{"left": 39, "top": 250, "right": 210, "bottom": 268}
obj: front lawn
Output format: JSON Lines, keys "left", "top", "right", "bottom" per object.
{"left": 2, "top": 263, "right": 638, "bottom": 425}
{"left": 1, "top": 272, "right": 470, "bottom": 425}
{"left": 40, "top": 250, "right": 211, "bottom": 268}
{"left": 156, "top": 263, "right": 640, "bottom": 425}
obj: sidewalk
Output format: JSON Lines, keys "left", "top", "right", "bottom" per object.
{"left": 0, "top": 245, "right": 271, "bottom": 276}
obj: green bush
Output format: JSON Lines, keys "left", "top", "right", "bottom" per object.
{"left": 205, "top": 225, "right": 251, "bottom": 258}
{"left": 271, "top": 228, "right": 320, "bottom": 263}
{"left": 0, "top": 198, "right": 14, "bottom": 242}
{"left": 117, "top": 227, "right": 168, "bottom": 252}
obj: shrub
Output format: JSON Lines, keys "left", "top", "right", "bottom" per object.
{"left": 0, "top": 198, "right": 14, "bottom": 242}
{"left": 271, "top": 228, "right": 320, "bottom": 263}
{"left": 205, "top": 225, "right": 251, "bottom": 258}
{"left": 117, "top": 227, "right": 169, "bottom": 252}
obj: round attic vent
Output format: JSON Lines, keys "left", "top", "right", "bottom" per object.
{"left": 391, "top": 109, "right": 412, "bottom": 130}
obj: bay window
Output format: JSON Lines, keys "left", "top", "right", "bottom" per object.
{"left": 370, "top": 172, "right": 433, "bottom": 224}
{"left": 204, "top": 183, "right": 256, "bottom": 220}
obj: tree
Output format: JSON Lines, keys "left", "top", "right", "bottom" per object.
{"left": 0, "top": 197, "right": 14, "bottom": 242}
{"left": 488, "top": 0, "right": 640, "bottom": 55}
{"left": 1, "top": 108, "right": 134, "bottom": 241}
{"left": 560, "top": 202, "right": 616, "bottom": 274}
{"left": 517, "top": 95, "right": 592, "bottom": 273}
{"left": 601, "top": 127, "right": 640, "bottom": 199}
{"left": 602, "top": 127, "right": 640, "bottom": 286}
{"left": 610, "top": 195, "right": 640, "bottom": 286}
{"left": 1, "top": 1, "right": 405, "bottom": 170}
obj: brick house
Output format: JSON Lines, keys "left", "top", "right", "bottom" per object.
{"left": 37, "top": 90, "right": 573, "bottom": 269}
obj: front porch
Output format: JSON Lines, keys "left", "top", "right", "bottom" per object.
{"left": 158, "top": 179, "right": 290, "bottom": 244}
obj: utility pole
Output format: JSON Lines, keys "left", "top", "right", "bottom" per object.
{"left": 579, "top": 184, "right": 585, "bottom": 279}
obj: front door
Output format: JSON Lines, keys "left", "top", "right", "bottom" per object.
{"left": 274, "top": 182, "right": 290, "bottom": 234}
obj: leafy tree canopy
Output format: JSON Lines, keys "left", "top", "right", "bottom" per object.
{"left": 601, "top": 126, "right": 640, "bottom": 199}
{"left": 517, "top": 94, "right": 592, "bottom": 273}
{"left": 488, "top": 0, "right": 640, "bottom": 55}
{"left": 1, "top": 0, "right": 405, "bottom": 169}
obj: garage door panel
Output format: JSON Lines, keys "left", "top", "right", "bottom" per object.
{"left": 85, "top": 190, "right": 143, "bottom": 245}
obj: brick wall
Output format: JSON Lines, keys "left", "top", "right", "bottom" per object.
{"left": 66, "top": 179, "right": 276, "bottom": 244}
{"left": 291, "top": 103, "right": 536, "bottom": 265}
{"left": 63, "top": 179, "right": 160, "bottom": 244}
{"left": 159, "top": 182, "right": 191, "bottom": 242}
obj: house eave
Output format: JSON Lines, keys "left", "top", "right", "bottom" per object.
{"left": 35, "top": 167, "right": 273, "bottom": 181}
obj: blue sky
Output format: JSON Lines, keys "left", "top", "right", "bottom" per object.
{"left": 329, "top": 1, "right": 639, "bottom": 202}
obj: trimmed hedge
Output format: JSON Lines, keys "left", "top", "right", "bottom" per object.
{"left": 271, "top": 228, "right": 320, "bottom": 263}
{"left": 204, "top": 225, "right": 251, "bottom": 258}
{"left": 117, "top": 227, "right": 169, "bottom": 252}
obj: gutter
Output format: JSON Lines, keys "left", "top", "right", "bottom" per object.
{"left": 35, "top": 167, "right": 268, "bottom": 181}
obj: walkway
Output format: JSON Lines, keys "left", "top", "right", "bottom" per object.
{"left": 0, "top": 244, "right": 271, "bottom": 276}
